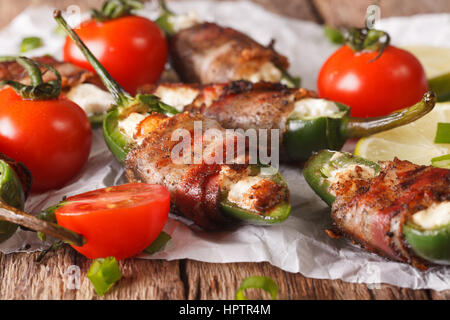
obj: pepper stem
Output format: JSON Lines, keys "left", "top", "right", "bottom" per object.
{"left": 0, "top": 200, "right": 86, "bottom": 247}
{"left": 54, "top": 10, "right": 133, "bottom": 107}
{"left": 0, "top": 57, "right": 61, "bottom": 100}
{"left": 346, "top": 91, "right": 436, "bottom": 138}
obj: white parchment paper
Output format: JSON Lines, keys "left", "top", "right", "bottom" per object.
{"left": 0, "top": 1, "right": 449, "bottom": 291}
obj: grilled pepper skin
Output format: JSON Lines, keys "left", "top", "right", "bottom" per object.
{"left": 283, "top": 104, "right": 349, "bottom": 162}
{"left": 303, "top": 150, "right": 450, "bottom": 266}
{"left": 103, "top": 108, "right": 131, "bottom": 164}
{"left": 428, "top": 72, "right": 450, "bottom": 102}
{"left": 303, "top": 150, "right": 380, "bottom": 206}
{"left": 403, "top": 222, "right": 450, "bottom": 265}
{"left": 0, "top": 159, "right": 27, "bottom": 242}
{"left": 286, "top": 92, "right": 435, "bottom": 162}
{"left": 220, "top": 170, "right": 290, "bottom": 225}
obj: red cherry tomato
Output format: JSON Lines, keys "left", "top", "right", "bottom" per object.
{"left": 56, "top": 183, "right": 170, "bottom": 260}
{"left": 0, "top": 87, "right": 92, "bottom": 192}
{"left": 64, "top": 16, "right": 168, "bottom": 95}
{"left": 318, "top": 45, "right": 429, "bottom": 118}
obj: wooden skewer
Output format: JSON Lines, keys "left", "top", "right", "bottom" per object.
{"left": 0, "top": 201, "right": 86, "bottom": 247}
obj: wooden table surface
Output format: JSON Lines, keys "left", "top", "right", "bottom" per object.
{"left": 0, "top": 0, "right": 449, "bottom": 300}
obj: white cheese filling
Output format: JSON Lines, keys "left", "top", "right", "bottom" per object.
{"left": 227, "top": 175, "right": 264, "bottom": 210}
{"left": 154, "top": 86, "right": 200, "bottom": 112}
{"left": 168, "top": 11, "right": 202, "bottom": 33}
{"left": 411, "top": 201, "right": 450, "bottom": 230}
{"left": 329, "top": 164, "right": 376, "bottom": 184}
{"left": 118, "top": 112, "right": 148, "bottom": 142}
{"left": 66, "top": 84, "right": 114, "bottom": 116}
{"left": 246, "top": 62, "right": 282, "bottom": 83}
{"left": 291, "top": 98, "right": 340, "bottom": 119}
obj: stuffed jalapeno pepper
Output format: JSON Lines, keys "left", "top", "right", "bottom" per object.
{"left": 303, "top": 150, "right": 450, "bottom": 269}
{"left": 156, "top": 0, "right": 300, "bottom": 87}
{"left": 143, "top": 81, "right": 436, "bottom": 162}
{"left": 55, "top": 11, "right": 291, "bottom": 230}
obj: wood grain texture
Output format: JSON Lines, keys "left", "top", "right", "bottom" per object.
{"left": 1, "top": 249, "right": 448, "bottom": 300}
{"left": 183, "top": 260, "right": 445, "bottom": 300}
{"left": 0, "top": 247, "right": 185, "bottom": 300}
{"left": 0, "top": 0, "right": 317, "bottom": 29}
{"left": 1, "top": 0, "right": 450, "bottom": 300}
{"left": 313, "top": 0, "right": 450, "bottom": 27}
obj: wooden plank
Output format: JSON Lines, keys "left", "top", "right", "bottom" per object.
{"left": 0, "top": 0, "right": 103, "bottom": 29}
{"left": 0, "top": 0, "right": 320, "bottom": 30}
{"left": 1, "top": 249, "right": 440, "bottom": 300}
{"left": 0, "top": 247, "right": 185, "bottom": 299}
{"left": 313, "top": 0, "right": 450, "bottom": 27}
{"left": 241, "top": 0, "right": 320, "bottom": 21}
{"left": 430, "top": 290, "right": 450, "bottom": 300}
{"left": 184, "top": 260, "right": 433, "bottom": 300}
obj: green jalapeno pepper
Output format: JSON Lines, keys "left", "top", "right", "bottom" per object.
{"left": 303, "top": 150, "right": 380, "bottom": 206}
{"left": 303, "top": 149, "right": 450, "bottom": 266}
{"left": 0, "top": 154, "right": 82, "bottom": 244}
{"left": 403, "top": 222, "right": 450, "bottom": 265}
{"left": 284, "top": 92, "right": 436, "bottom": 162}
{"left": 0, "top": 159, "right": 26, "bottom": 242}
{"left": 220, "top": 167, "right": 291, "bottom": 225}
{"left": 428, "top": 72, "right": 450, "bottom": 102}
{"left": 55, "top": 11, "right": 291, "bottom": 226}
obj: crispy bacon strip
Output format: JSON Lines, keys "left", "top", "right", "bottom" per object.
{"left": 331, "top": 159, "right": 450, "bottom": 269}
{"left": 145, "top": 81, "right": 317, "bottom": 140}
{"left": 0, "top": 56, "right": 102, "bottom": 92}
{"left": 169, "top": 22, "right": 289, "bottom": 84}
{"left": 125, "top": 112, "right": 287, "bottom": 230}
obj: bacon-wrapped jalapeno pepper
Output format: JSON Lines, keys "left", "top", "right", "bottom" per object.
{"left": 147, "top": 81, "right": 436, "bottom": 162}
{"left": 303, "top": 150, "right": 450, "bottom": 269}
{"left": 55, "top": 11, "right": 291, "bottom": 229}
{"left": 156, "top": 0, "right": 300, "bottom": 88}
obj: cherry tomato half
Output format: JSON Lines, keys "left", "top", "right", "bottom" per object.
{"left": 0, "top": 87, "right": 92, "bottom": 192}
{"left": 64, "top": 16, "right": 168, "bottom": 95}
{"left": 55, "top": 183, "right": 170, "bottom": 260}
{"left": 318, "top": 45, "right": 429, "bottom": 117}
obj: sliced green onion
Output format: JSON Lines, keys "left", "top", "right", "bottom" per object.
{"left": 87, "top": 257, "right": 122, "bottom": 296}
{"left": 435, "top": 123, "right": 450, "bottom": 144}
{"left": 431, "top": 154, "right": 450, "bottom": 169}
{"left": 235, "top": 276, "right": 279, "bottom": 300}
{"left": 20, "top": 37, "right": 43, "bottom": 53}
{"left": 324, "top": 25, "right": 345, "bottom": 45}
{"left": 144, "top": 231, "right": 171, "bottom": 254}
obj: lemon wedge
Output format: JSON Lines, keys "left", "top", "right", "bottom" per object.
{"left": 403, "top": 46, "right": 450, "bottom": 78}
{"left": 354, "top": 102, "right": 450, "bottom": 165}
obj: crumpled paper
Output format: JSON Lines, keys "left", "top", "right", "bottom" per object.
{"left": 0, "top": 0, "right": 449, "bottom": 291}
